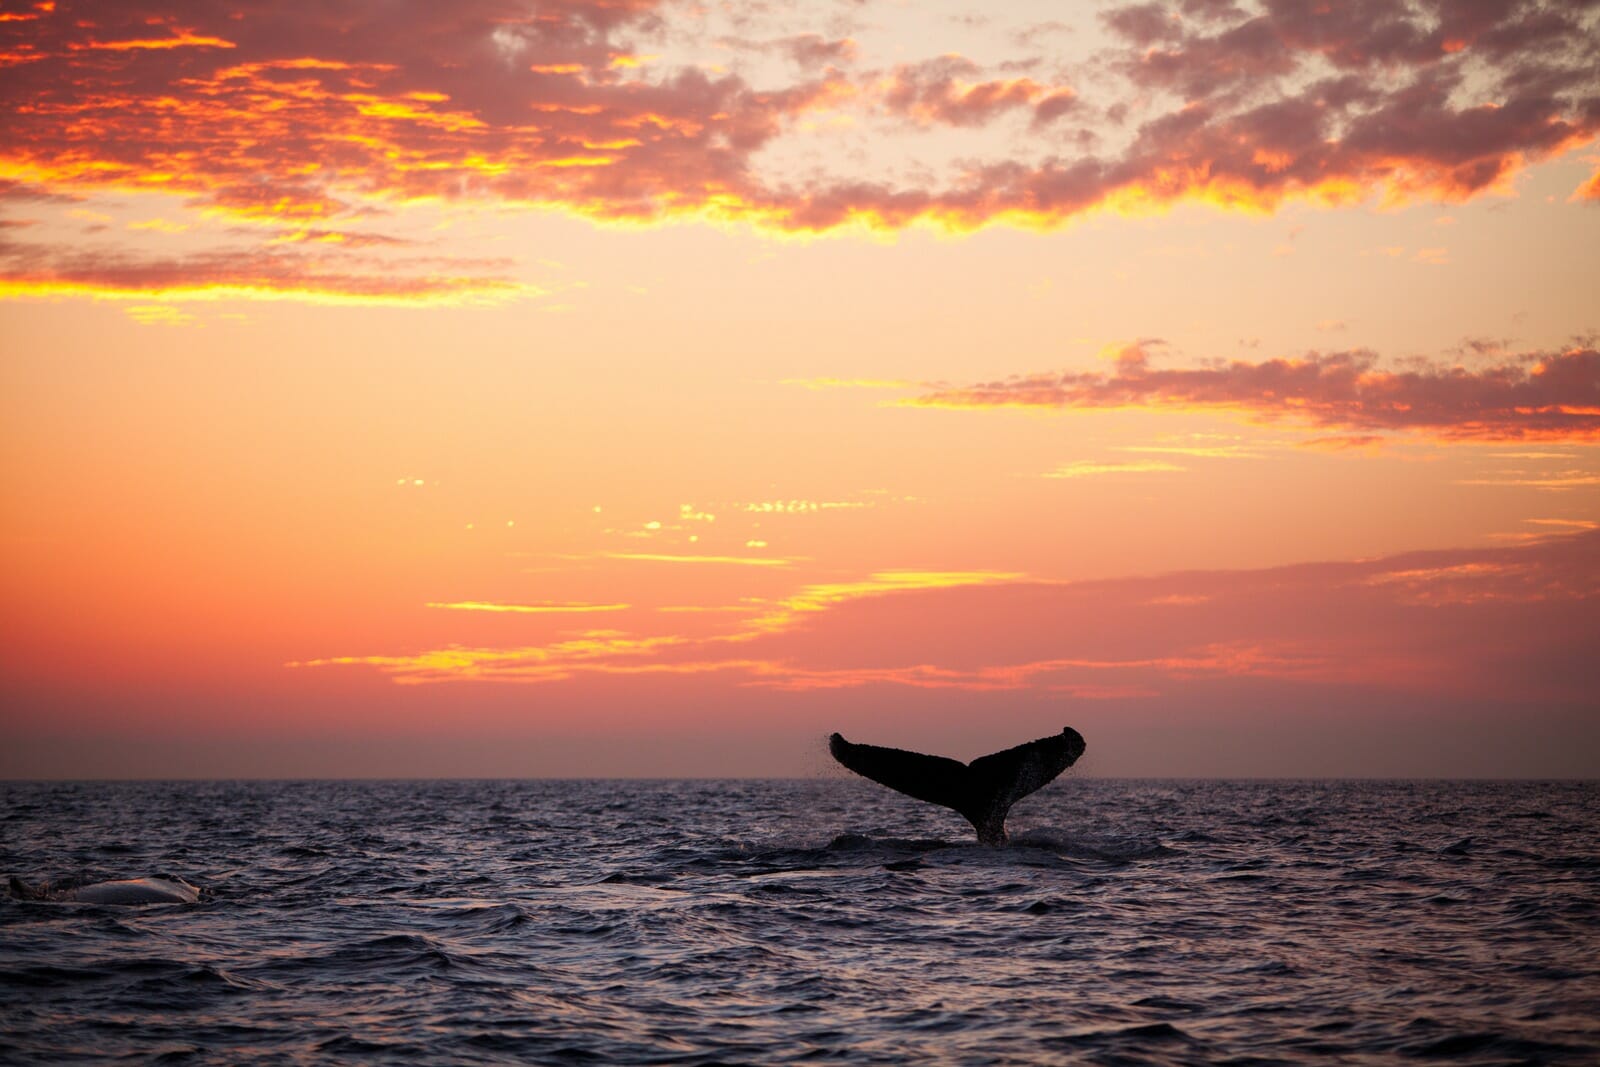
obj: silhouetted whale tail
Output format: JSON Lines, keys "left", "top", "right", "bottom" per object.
{"left": 829, "top": 727, "right": 1086, "bottom": 845}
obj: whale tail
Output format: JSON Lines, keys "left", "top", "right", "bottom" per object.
{"left": 828, "top": 727, "right": 1086, "bottom": 845}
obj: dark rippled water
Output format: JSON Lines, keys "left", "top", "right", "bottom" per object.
{"left": 2, "top": 779, "right": 1597, "bottom": 1064}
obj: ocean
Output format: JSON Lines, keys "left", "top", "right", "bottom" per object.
{"left": 2, "top": 778, "right": 1596, "bottom": 1064}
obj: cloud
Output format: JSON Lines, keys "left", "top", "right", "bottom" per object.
{"left": 1100, "top": 4, "right": 1184, "bottom": 47}
{"left": 1117, "top": 438, "right": 1264, "bottom": 458}
{"left": 718, "top": 33, "right": 858, "bottom": 68}
{"left": 1455, "top": 471, "right": 1600, "bottom": 489}
{"left": 1526, "top": 518, "right": 1598, "bottom": 529}
{"left": 741, "top": 570, "right": 1022, "bottom": 636}
{"left": 782, "top": 34, "right": 858, "bottom": 67}
{"left": 291, "top": 631, "right": 703, "bottom": 685}
{"left": 294, "top": 529, "right": 1599, "bottom": 709}
{"left": 878, "top": 55, "right": 1074, "bottom": 128}
{"left": 71, "top": 29, "right": 236, "bottom": 52}
{"left": 0, "top": 233, "right": 524, "bottom": 304}
{"left": 425, "top": 601, "right": 631, "bottom": 614}
{"left": 267, "top": 228, "right": 414, "bottom": 250}
{"left": 122, "top": 302, "right": 195, "bottom": 326}
{"left": 0, "top": 5, "right": 850, "bottom": 232}
{"left": 1044, "top": 459, "right": 1185, "bottom": 478}
{"left": 1298, "top": 434, "right": 1387, "bottom": 453}
{"left": 296, "top": 570, "right": 1025, "bottom": 684}
{"left": 0, "top": 0, "right": 1594, "bottom": 242}
{"left": 0, "top": 178, "right": 80, "bottom": 204}
{"left": 601, "top": 552, "right": 796, "bottom": 566}
{"left": 908, "top": 341, "right": 1600, "bottom": 442}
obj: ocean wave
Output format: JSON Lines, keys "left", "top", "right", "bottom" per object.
{"left": 3, "top": 778, "right": 1597, "bottom": 1064}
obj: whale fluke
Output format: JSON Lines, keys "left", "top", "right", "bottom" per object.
{"left": 829, "top": 727, "right": 1085, "bottom": 845}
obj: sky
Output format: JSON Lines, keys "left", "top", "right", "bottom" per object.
{"left": 1, "top": 0, "right": 1597, "bottom": 779}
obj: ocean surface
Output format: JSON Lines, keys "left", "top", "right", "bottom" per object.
{"left": 2, "top": 778, "right": 1597, "bottom": 1064}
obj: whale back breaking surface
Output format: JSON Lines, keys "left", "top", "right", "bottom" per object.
{"left": 829, "top": 727, "right": 1086, "bottom": 845}
{"left": 8, "top": 875, "right": 200, "bottom": 905}
{"left": 70, "top": 877, "right": 200, "bottom": 905}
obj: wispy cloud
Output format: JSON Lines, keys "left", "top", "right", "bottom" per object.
{"left": 741, "top": 642, "right": 1333, "bottom": 693}
{"left": 1044, "top": 460, "right": 1185, "bottom": 478}
{"left": 1455, "top": 471, "right": 1600, "bottom": 489}
{"left": 294, "top": 530, "right": 1600, "bottom": 702}
{"left": 122, "top": 303, "right": 196, "bottom": 327}
{"left": 0, "top": 234, "right": 526, "bottom": 305}
{"left": 742, "top": 570, "right": 1023, "bottom": 636}
{"left": 909, "top": 342, "right": 1600, "bottom": 443}
{"left": 1488, "top": 518, "right": 1600, "bottom": 543}
{"left": 425, "top": 601, "right": 630, "bottom": 614}
{"left": 1117, "top": 442, "right": 1265, "bottom": 459}
{"left": 1298, "top": 435, "right": 1388, "bottom": 453}
{"left": 296, "top": 571, "right": 1025, "bottom": 684}
{"left": 601, "top": 552, "right": 797, "bottom": 567}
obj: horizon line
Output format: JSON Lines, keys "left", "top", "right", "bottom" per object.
{"left": 3, "top": 775, "right": 1594, "bottom": 784}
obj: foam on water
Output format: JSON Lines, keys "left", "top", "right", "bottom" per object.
{"left": 2, "top": 778, "right": 1597, "bottom": 1064}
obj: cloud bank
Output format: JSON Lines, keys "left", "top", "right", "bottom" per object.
{"left": 0, "top": 0, "right": 1594, "bottom": 238}
{"left": 296, "top": 529, "right": 1599, "bottom": 715}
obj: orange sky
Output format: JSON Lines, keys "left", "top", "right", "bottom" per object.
{"left": 2, "top": 0, "right": 1597, "bottom": 777}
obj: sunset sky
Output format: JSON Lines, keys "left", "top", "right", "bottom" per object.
{"left": 2, "top": 0, "right": 1597, "bottom": 778}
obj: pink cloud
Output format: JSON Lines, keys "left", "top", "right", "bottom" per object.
{"left": 1298, "top": 434, "right": 1388, "bottom": 453}
{"left": 909, "top": 342, "right": 1600, "bottom": 442}
{"left": 0, "top": 233, "right": 522, "bottom": 303}
{"left": 879, "top": 55, "right": 1073, "bottom": 128}
{"left": 0, "top": 0, "right": 1592, "bottom": 240}
{"left": 299, "top": 529, "right": 1600, "bottom": 715}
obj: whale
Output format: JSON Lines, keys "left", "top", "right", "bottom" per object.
{"left": 829, "top": 727, "right": 1086, "bottom": 846}
{"left": 7, "top": 875, "right": 200, "bottom": 905}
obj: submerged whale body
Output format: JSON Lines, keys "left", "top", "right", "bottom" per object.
{"left": 7, "top": 875, "right": 200, "bottom": 905}
{"left": 829, "top": 727, "right": 1086, "bottom": 846}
